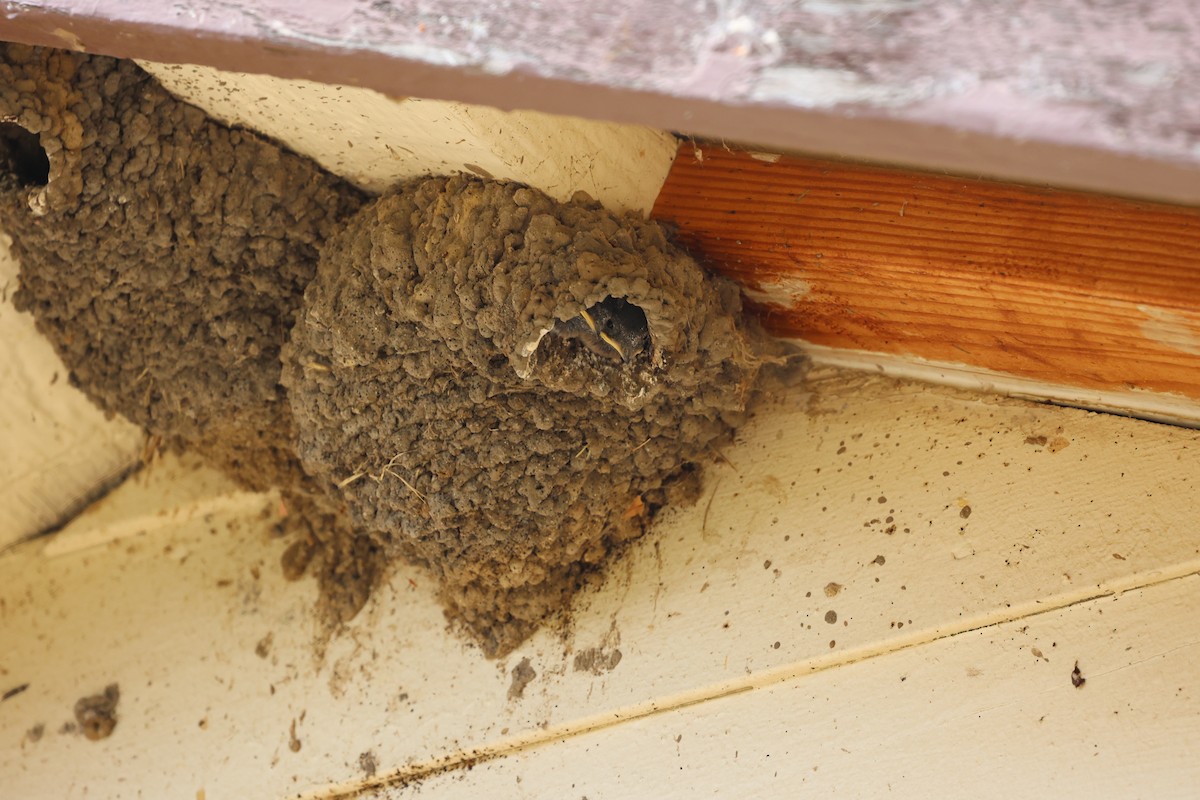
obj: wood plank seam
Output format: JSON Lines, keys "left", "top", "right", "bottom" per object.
{"left": 802, "top": 344, "right": 1200, "bottom": 428}
{"left": 313, "top": 560, "right": 1200, "bottom": 799}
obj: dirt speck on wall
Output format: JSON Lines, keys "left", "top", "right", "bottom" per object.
{"left": 284, "top": 176, "right": 775, "bottom": 655}
{"left": 74, "top": 683, "right": 119, "bottom": 741}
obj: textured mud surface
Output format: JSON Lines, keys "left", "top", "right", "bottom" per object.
{"left": 284, "top": 176, "right": 772, "bottom": 655}
{"left": 1, "top": 46, "right": 774, "bottom": 655}
{"left": 0, "top": 45, "right": 374, "bottom": 623}
{"left": 0, "top": 45, "right": 362, "bottom": 490}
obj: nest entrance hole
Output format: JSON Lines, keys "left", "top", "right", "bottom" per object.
{"left": 0, "top": 122, "right": 49, "bottom": 187}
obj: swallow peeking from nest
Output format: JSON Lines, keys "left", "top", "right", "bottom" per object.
{"left": 550, "top": 297, "right": 650, "bottom": 363}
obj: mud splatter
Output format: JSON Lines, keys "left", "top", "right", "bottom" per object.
{"left": 74, "top": 684, "right": 119, "bottom": 741}
{"left": 2, "top": 682, "right": 29, "bottom": 701}
{"left": 573, "top": 647, "right": 624, "bottom": 675}
{"left": 507, "top": 657, "right": 537, "bottom": 700}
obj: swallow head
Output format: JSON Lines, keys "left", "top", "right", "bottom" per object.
{"left": 551, "top": 297, "right": 650, "bottom": 363}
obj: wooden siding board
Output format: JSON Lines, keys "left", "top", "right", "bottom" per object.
{"left": 653, "top": 145, "right": 1200, "bottom": 401}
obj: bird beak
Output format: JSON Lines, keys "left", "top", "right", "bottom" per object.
{"left": 579, "top": 308, "right": 598, "bottom": 333}
{"left": 598, "top": 331, "right": 626, "bottom": 359}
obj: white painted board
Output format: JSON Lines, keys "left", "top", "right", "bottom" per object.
{"left": 0, "top": 236, "right": 143, "bottom": 547}
{"left": 803, "top": 343, "right": 1200, "bottom": 428}
{"left": 385, "top": 575, "right": 1200, "bottom": 799}
{"left": 138, "top": 61, "right": 680, "bottom": 215}
{"left": 2, "top": 369, "right": 1198, "bottom": 798}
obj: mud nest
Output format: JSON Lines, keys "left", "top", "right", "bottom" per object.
{"left": 0, "top": 45, "right": 377, "bottom": 624}
{"left": 0, "top": 44, "right": 363, "bottom": 490}
{"left": 1, "top": 45, "right": 775, "bottom": 656}
{"left": 284, "top": 176, "right": 771, "bottom": 655}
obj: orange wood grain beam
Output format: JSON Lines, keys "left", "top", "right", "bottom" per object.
{"left": 652, "top": 144, "right": 1200, "bottom": 400}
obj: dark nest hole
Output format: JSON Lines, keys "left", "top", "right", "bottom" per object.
{"left": 0, "top": 122, "right": 49, "bottom": 187}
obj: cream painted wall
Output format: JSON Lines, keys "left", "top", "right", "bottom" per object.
{"left": 3, "top": 369, "right": 1198, "bottom": 798}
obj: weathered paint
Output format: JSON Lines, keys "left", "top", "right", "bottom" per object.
{"left": 2, "top": 1, "right": 1200, "bottom": 202}
{"left": 1139, "top": 305, "right": 1200, "bottom": 358}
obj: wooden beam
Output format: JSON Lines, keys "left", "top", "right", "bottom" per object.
{"left": 652, "top": 144, "right": 1200, "bottom": 415}
{"left": 3, "top": 2, "right": 1200, "bottom": 203}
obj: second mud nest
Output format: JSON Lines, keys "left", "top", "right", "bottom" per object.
{"left": 0, "top": 44, "right": 374, "bottom": 627}
{"left": 285, "top": 176, "right": 769, "bottom": 655}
